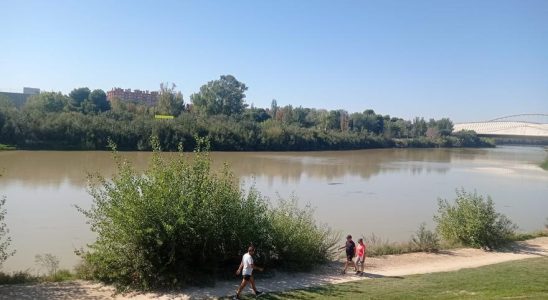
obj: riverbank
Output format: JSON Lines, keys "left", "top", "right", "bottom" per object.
{"left": 1, "top": 237, "right": 546, "bottom": 299}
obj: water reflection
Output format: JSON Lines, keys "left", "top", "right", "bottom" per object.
{"left": 0, "top": 148, "right": 464, "bottom": 188}
{"left": 1, "top": 146, "right": 547, "bottom": 273}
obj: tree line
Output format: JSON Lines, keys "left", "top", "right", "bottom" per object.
{"left": 0, "top": 75, "right": 494, "bottom": 151}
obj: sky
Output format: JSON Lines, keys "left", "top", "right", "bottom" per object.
{"left": 0, "top": 0, "right": 547, "bottom": 122}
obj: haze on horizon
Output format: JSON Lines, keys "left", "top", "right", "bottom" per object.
{"left": 1, "top": 0, "right": 546, "bottom": 123}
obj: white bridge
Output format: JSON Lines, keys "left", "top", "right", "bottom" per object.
{"left": 454, "top": 114, "right": 548, "bottom": 139}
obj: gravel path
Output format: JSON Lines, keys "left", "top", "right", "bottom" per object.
{"left": 1, "top": 237, "right": 546, "bottom": 300}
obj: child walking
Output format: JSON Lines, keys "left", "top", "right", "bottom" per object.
{"left": 356, "top": 238, "right": 367, "bottom": 275}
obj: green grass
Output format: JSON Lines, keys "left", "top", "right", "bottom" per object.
{"left": 0, "top": 144, "right": 15, "bottom": 151}
{"left": 256, "top": 257, "right": 548, "bottom": 299}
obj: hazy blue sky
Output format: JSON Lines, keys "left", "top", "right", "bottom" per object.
{"left": 1, "top": 0, "right": 546, "bottom": 122}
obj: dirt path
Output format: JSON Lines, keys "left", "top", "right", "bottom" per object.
{"left": 1, "top": 237, "right": 546, "bottom": 300}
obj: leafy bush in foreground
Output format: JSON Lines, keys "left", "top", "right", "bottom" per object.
{"left": 268, "top": 197, "right": 339, "bottom": 270}
{"left": 434, "top": 189, "right": 516, "bottom": 250}
{"left": 79, "top": 138, "right": 336, "bottom": 290}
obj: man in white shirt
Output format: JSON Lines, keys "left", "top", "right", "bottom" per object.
{"left": 234, "top": 245, "right": 264, "bottom": 299}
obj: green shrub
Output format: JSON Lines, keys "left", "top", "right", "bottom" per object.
{"left": 268, "top": 197, "right": 339, "bottom": 270}
{"left": 0, "top": 195, "right": 15, "bottom": 268}
{"left": 411, "top": 223, "right": 440, "bottom": 252}
{"left": 0, "top": 270, "right": 37, "bottom": 284}
{"left": 434, "top": 189, "right": 517, "bottom": 250}
{"left": 0, "top": 144, "right": 15, "bottom": 151}
{"left": 44, "top": 269, "right": 74, "bottom": 282}
{"left": 79, "top": 137, "right": 336, "bottom": 290}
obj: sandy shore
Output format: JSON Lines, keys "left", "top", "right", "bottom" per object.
{"left": 1, "top": 237, "right": 546, "bottom": 300}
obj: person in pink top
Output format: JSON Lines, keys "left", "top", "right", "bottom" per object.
{"left": 355, "top": 238, "right": 367, "bottom": 275}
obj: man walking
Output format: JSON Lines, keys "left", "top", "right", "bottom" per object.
{"left": 234, "top": 245, "right": 264, "bottom": 299}
{"left": 338, "top": 234, "right": 357, "bottom": 274}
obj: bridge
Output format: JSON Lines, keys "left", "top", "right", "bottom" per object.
{"left": 453, "top": 114, "right": 548, "bottom": 139}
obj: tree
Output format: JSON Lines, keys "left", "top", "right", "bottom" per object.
{"left": 436, "top": 118, "right": 454, "bottom": 136}
{"left": 190, "top": 75, "right": 248, "bottom": 116}
{"left": 24, "top": 92, "right": 69, "bottom": 113}
{"left": 87, "top": 89, "right": 111, "bottom": 113}
{"left": 155, "top": 83, "right": 184, "bottom": 116}
{"left": 270, "top": 99, "right": 279, "bottom": 119}
{"left": 411, "top": 117, "right": 427, "bottom": 137}
{"left": 69, "top": 87, "right": 91, "bottom": 110}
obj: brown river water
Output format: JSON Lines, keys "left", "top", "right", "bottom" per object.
{"left": 0, "top": 146, "right": 547, "bottom": 272}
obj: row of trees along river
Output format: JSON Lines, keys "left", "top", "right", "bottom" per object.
{"left": 0, "top": 75, "right": 494, "bottom": 151}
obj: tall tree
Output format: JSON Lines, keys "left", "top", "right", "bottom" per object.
{"left": 190, "top": 75, "right": 248, "bottom": 116}
{"left": 155, "top": 83, "right": 184, "bottom": 116}
{"left": 69, "top": 87, "right": 91, "bottom": 110}
{"left": 436, "top": 118, "right": 454, "bottom": 136}
{"left": 411, "top": 117, "right": 428, "bottom": 137}
{"left": 88, "top": 89, "right": 111, "bottom": 112}
{"left": 270, "top": 99, "right": 279, "bottom": 119}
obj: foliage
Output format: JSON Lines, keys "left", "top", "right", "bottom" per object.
{"left": 0, "top": 269, "right": 75, "bottom": 284}
{"left": 0, "top": 78, "right": 495, "bottom": 151}
{"left": 0, "top": 144, "right": 15, "bottom": 150}
{"left": 0, "top": 195, "right": 15, "bottom": 269}
{"left": 411, "top": 223, "right": 440, "bottom": 252}
{"left": 434, "top": 189, "right": 517, "bottom": 250}
{"left": 83, "top": 89, "right": 111, "bottom": 113}
{"left": 268, "top": 197, "right": 339, "bottom": 270}
{"left": 0, "top": 270, "right": 38, "bottom": 284}
{"left": 78, "top": 138, "right": 336, "bottom": 290}
{"left": 45, "top": 269, "right": 75, "bottom": 282}
{"left": 34, "top": 253, "right": 60, "bottom": 276}
{"left": 24, "top": 92, "right": 69, "bottom": 113}
{"left": 69, "top": 87, "right": 91, "bottom": 109}
{"left": 155, "top": 83, "right": 184, "bottom": 116}
{"left": 191, "top": 75, "right": 248, "bottom": 116}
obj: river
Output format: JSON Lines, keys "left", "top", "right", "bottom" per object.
{"left": 0, "top": 146, "right": 547, "bottom": 272}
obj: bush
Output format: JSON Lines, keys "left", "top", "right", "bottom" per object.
{"left": 0, "top": 271, "right": 37, "bottom": 284}
{"left": 44, "top": 269, "right": 74, "bottom": 282}
{"left": 79, "top": 137, "right": 336, "bottom": 290}
{"left": 434, "top": 189, "right": 517, "bottom": 250}
{"left": 411, "top": 223, "right": 440, "bottom": 252}
{"left": 0, "top": 196, "right": 15, "bottom": 268}
{"left": 268, "top": 197, "right": 338, "bottom": 270}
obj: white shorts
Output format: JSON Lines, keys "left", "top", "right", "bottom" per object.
{"left": 356, "top": 257, "right": 365, "bottom": 264}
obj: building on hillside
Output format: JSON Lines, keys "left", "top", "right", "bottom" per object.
{"left": 0, "top": 87, "right": 40, "bottom": 108}
{"left": 107, "top": 88, "right": 159, "bottom": 106}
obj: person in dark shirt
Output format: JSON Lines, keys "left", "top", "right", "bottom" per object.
{"left": 338, "top": 234, "right": 357, "bottom": 274}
